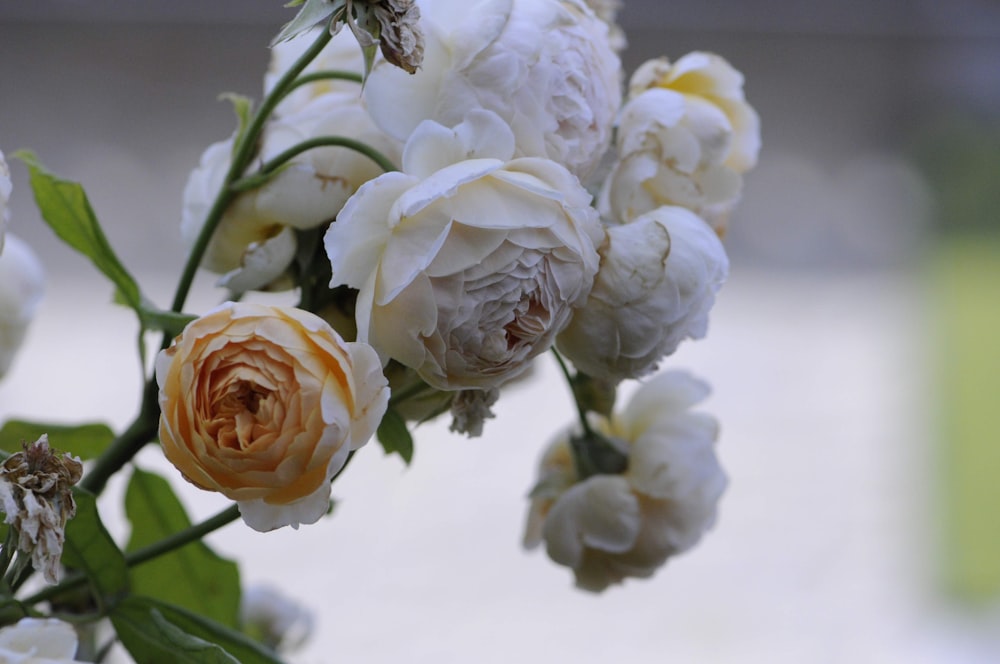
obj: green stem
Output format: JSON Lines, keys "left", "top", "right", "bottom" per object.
{"left": 22, "top": 504, "right": 241, "bottom": 607}
{"left": 388, "top": 380, "right": 434, "bottom": 408}
{"left": 4, "top": 555, "right": 32, "bottom": 596}
{"left": 0, "top": 529, "right": 17, "bottom": 589}
{"left": 79, "top": 379, "right": 161, "bottom": 496}
{"left": 168, "top": 25, "right": 334, "bottom": 316}
{"left": 246, "top": 135, "right": 398, "bottom": 182}
{"left": 551, "top": 349, "right": 594, "bottom": 438}
{"left": 81, "top": 27, "right": 339, "bottom": 494}
{"left": 124, "top": 504, "right": 240, "bottom": 569}
{"left": 284, "top": 69, "right": 364, "bottom": 93}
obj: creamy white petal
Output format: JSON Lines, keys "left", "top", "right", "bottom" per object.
{"left": 364, "top": 0, "right": 621, "bottom": 178}
{"left": 0, "top": 618, "right": 79, "bottom": 661}
{"left": 0, "top": 235, "right": 45, "bottom": 379}
{"left": 558, "top": 207, "right": 727, "bottom": 381}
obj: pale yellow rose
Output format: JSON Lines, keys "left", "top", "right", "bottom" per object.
{"left": 629, "top": 52, "right": 760, "bottom": 174}
{"left": 156, "top": 302, "right": 388, "bottom": 531}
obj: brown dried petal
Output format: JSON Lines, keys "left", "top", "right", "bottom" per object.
{"left": 0, "top": 435, "right": 82, "bottom": 584}
{"left": 372, "top": 0, "right": 424, "bottom": 74}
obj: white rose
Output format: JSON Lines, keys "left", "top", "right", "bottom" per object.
{"left": 241, "top": 583, "right": 314, "bottom": 652}
{"left": 363, "top": 0, "right": 622, "bottom": 179}
{"left": 0, "top": 149, "right": 11, "bottom": 254}
{"left": 598, "top": 86, "right": 744, "bottom": 231}
{"left": 265, "top": 28, "right": 367, "bottom": 117}
{"left": 582, "top": 0, "right": 625, "bottom": 52}
{"left": 524, "top": 370, "right": 727, "bottom": 592}
{"left": 181, "top": 95, "right": 401, "bottom": 293}
{"left": 629, "top": 52, "right": 761, "bottom": 175}
{"left": 557, "top": 206, "right": 728, "bottom": 381}
{"left": 325, "top": 110, "right": 603, "bottom": 390}
{"left": 0, "top": 235, "right": 45, "bottom": 379}
{"left": 0, "top": 618, "right": 80, "bottom": 663}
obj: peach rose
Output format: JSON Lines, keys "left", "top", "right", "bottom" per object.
{"left": 155, "top": 302, "right": 388, "bottom": 531}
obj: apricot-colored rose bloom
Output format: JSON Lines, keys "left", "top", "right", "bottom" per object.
{"left": 155, "top": 302, "right": 388, "bottom": 532}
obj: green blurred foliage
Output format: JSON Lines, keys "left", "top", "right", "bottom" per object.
{"left": 912, "top": 114, "right": 1000, "bottom": 236}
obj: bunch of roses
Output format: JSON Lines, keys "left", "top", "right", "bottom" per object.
{"left": 161, "top": 0, "right": 760, "bottom": 590}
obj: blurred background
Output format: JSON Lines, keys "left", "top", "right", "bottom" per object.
{"left": 1, "top": 1, "right": 999, "bottom": 662}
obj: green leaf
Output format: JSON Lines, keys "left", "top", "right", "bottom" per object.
{"left": 114, "top": 596, "right": 284, "bottom": 664}
{"left": 112, "top": 290, "right": 195, "bottom": 337}
{"left": 0, "top": 420, "right": 115, "bottom": 460}
{"left": 0, "top": 597, "right": 29, "bottom": 628}
{"left": 14, "top": 151, "right": 142, "bottom": 311}
{"left": 376, "top": 407, "right": 413, "bottom": 464}
{"left": 272, "top": 0, "right": 343, "bottom": 46}
{"left": 62, "top": 489, "right": 129, "bottom": 607}
{"left": 111, "top": 600, "right": 243, "bottom": 664}
{"left": 125, "top": 468, "right": 241, "bottom": 629}
{"left": 139, "top": 304, "right": 196, "bottom": 338}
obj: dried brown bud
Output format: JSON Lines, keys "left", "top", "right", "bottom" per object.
{"left": 0, "top": 435, "right": 83, "bottom": 584}
{"left": 449, "top": 388, "right": 499, "bottom": 438}
{"left": 371, "top": 0, "right": 424, "bottom": 74}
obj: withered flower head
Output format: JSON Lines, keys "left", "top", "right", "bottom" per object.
{"left": 449, "top": 388, "right": 499, "bottom": 438}
{"left": 342, "top": 0, "right": 424, "bottom": 75}
{"left": 368, "top": 0, "right": 424, "bottom": 74}
{"left": 0, "top": 435, "right": 83, "bottom": 584}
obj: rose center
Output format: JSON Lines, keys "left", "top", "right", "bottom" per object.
{"left": 504, "top": 293, "right": 546, "bottom": 351}
{"left": 217, "top": 380, "right": 271, "bottom": 417}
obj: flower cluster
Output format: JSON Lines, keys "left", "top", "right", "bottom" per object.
{"left": 174, "top": 0, "right": 759, "bottom": 583}
{"left": 0, "top": 0, "right": 760, "bottom": 659}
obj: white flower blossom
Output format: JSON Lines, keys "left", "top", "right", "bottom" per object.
{"left": 599, "top": 86, "right": 744, "bottom": 232}
{"left": 0, "top": 618, "right": 80, "bottom": 663}
{"left": 557, "top": 206, "right": 728, "bottom": 381}
{"left": 325, "top": 110, "right": 603, "bottom": 390}
{"left": 582, "top": 0, "right": 625, "bottom": 52}
{"left": 0, "top": 235, "right": 45, "bottom": 380}
{"left": 363, "top": 0, "right": 622, "bottom": 179}
{"left": 600, "top": 52, "right": 760, "bottom": 233}
{"left": 524, "top": 371, "right": 727, "bottom": 591}
{"left": 241, "top": 584, "right": 315, "bottom": 653}
{"left": 0, "top": 149, "right": 11, "bottom": 254}
{"left": 629, "top": 52, "right": 760, "bottom": 175}
{"left": 265, "top": 29, "right": 367, "bottom": 117}
{"left": 181, "top": 95, "right": 401, "bottom": 293}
